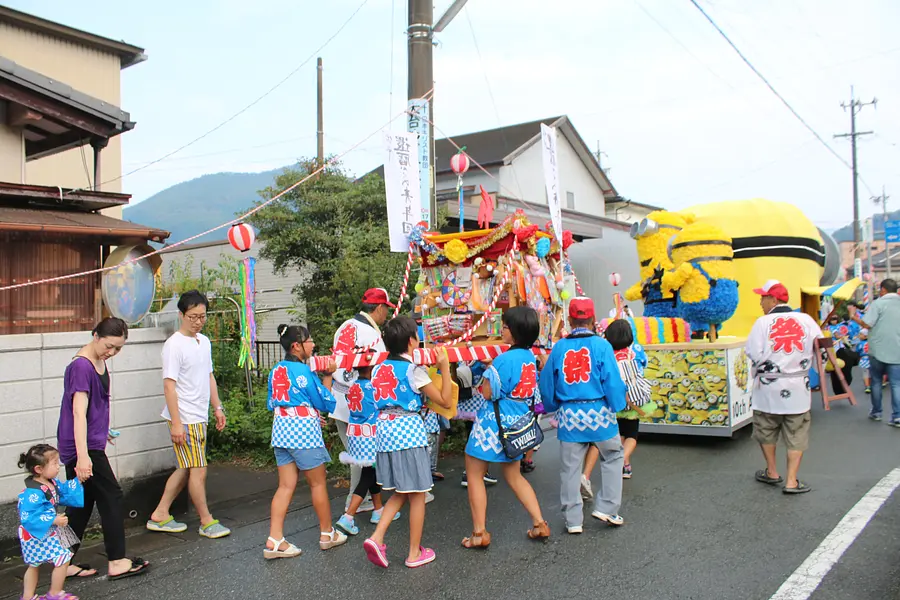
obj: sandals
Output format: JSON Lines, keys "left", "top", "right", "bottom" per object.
{"left": 319, "top": 527, "right": 348, "bottom": 550}
{"left": 107, "top": 557, "right": 149, "bottom": 581}
{"left": 405, "top": 546, "right": 436, "bottom": 568}
{"left": 263, "top": 536, "right": 302, "bottom": 559}
{"left": 755, "top": 469, "right": 783, "bottom": 486}
{"left": 364, "top": 538, "right": 389, "bottom": 568}
{"left": 66, "top": 564, "right": 98, "bottom": 579}
{"left": 461, "top": 530, "right": 492, "bottom": 549}
{"left": 527, "top": 521, "right": 551, "bottom": 540}
{"left": 783, "top": 481, "right": 812, "bottom": 494}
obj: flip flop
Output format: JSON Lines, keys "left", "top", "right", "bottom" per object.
{"left": 783, "top": 481, "right": 812, "bottom": 494}
{"left": 107, "top": 558, "right": 149, "bottom": 581}
{"left": 755, "top": 469, "right": 783, "bottom": 485}
{"left": 66, "top": 564, "right": 98, "bottom": 579}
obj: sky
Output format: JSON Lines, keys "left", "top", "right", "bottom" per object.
{"left": 7, "top": 0, "right": 900, "bottom": 231}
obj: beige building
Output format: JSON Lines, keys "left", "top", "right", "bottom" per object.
{"left": 0, "top": 7, "right": 174, "bottom": 517}
{"left": 0, "top": 5, "right": 145, "bottom": 218}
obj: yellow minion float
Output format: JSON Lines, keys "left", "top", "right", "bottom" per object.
{"left": 617, "top": 199, "right": 840, "bottom": 438}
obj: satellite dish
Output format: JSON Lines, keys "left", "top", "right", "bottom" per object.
{"left": 101, "top": 244, "right": 160, "bottom": 324}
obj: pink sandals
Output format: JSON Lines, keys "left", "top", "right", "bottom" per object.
{"left": 404, "top": 546, "right": 435, "bottom": 568}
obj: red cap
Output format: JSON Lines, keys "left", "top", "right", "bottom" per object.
{"left": 753, "top": 279, "right": 789, "bottom": 303}
{"left": 568, "top": 297, "right": 595, "bottom": 320}
{"left": 361, "top": 288, "right": 396, "bottom": 308}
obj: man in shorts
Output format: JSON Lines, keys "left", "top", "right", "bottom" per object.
{"left": 746, "top": 280, "right": 825, "bottom": 495}
{"left": 146, "top": 290, "right": 231, "bottom": 538}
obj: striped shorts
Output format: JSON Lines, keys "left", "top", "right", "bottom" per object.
{"left": 168, "top": 421, "right": 208, "bottom": 469}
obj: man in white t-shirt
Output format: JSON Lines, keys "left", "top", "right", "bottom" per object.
{"left": 746, "top": 280, "right": 825, "bottom": 495}
{"left": 331, "top": 288, "right": 392, "bottom": 512}
{"left": 146, "top": 291, "right": 231, "bottom": 539}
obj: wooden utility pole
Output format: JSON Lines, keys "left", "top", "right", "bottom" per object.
{"left": 317, "top": 57, "right": 324, "bottom": 167}
{"left": 872, "top": 186, "right": 892, "bottom": 278}
{"left": 834, "top": 86, "right": 876, "bottom": 259}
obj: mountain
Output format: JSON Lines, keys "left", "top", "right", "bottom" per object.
{"left": 123, "top": 168, "right": 285, "bottom": 245}
{"left": 830, "top": 209, "right": 900, "bottom": 243}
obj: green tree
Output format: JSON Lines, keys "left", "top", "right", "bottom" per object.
{"left": 248, "top": 158, "right": 410, "bottom": 342}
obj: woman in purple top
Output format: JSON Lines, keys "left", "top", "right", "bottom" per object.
{"left": 56, "top": 317, "right": 149, "bottom": 581}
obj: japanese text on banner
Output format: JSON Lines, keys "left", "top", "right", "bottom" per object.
{"left": 407, "top": 99, "right": 432, "bottom": 227}
{"left": 383, "top": 131, "right": 422, "bottom": 252}
{"left": 540, "top": 124, "right": 563, "bottom": 250}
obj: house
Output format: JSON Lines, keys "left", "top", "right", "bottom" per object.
{"left": 604, "top": 197, "right": 663, "bottom": 223}
{"left": 0, "top": 8, "right": 172, "bottom": 514}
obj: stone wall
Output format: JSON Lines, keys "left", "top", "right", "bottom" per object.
{"left": 0, "top": 327, "right": 173, "bottom": 504}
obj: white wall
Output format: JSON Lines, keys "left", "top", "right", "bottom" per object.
{"left": 500, "top": 137, "right": 607, "bottom": 216}
{"left": 159, "top": 242, "right": 306, "bottom": 341}
{"left": 0, "top": 328, "right": 171, "bottom": 504}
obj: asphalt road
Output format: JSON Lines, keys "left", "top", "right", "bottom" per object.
{"left": 5, "top": 379, "right": 899, "bottom": 600}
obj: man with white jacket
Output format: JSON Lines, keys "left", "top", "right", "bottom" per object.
{"left": 746, "top": 280, "right": 825, "bottom": 495}
{"left": 331, "top": 289, "right": 393, "bottom": 512}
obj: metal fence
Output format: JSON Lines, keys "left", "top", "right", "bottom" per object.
{"left": 255, "top": 341, "right": 283, "bottom": 375}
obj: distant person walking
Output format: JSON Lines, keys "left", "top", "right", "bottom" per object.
{"left": 147, "top": 291, "right": 230, "bottom": 539}
{"left": 848, "top": 279, "right": 900, "bottom": 425}
{"left": 747, "top": 281, "right": 825, "bottom": 494}
{"left": 56, "top": 317, "right": 149, "bottom": 580}
{"left": 331, "top": 289, "right": 393, "bottom": 513}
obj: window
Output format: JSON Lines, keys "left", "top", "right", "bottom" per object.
{"left": 566, "top": 191, "right": 575, "bottom": 210}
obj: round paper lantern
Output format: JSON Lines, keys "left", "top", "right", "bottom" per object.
{"left": 609, "top": 272, "right": 622, "bottom": 287}
{"left": 862, "top": 272, "right": 872, "bottom": 282}
{"left": 228, "top": 223, "right": 255, "bottom": 252}
{"left": 450, "top": 152, "right": 470, "bottom": 175}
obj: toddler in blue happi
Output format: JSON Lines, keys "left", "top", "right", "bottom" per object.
{"left": 17, "top": 443, "right": 84, "bottom": 600}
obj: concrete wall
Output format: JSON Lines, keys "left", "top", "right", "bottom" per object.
{"left": 0, "top": 21, "right": 128, "bottom": 216}
{"left": 0, "top": 327, "right": 172, "bottom": 505}
{"left": 499, "top": 135, "right": 606, "bottom": 217}
{"left": 158, "top": 241, "right": 306, "bottom": 341}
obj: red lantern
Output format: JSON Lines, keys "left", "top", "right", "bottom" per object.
{"left": 609, "top": 272, "right": 621, "bottom": 287}
{"left": 450, "top": 152, "right": 470, "bottom": 175}
{"left": 228, "top": 223, "right": 255, "bottom": 252}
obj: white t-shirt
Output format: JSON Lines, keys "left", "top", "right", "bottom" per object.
{"left": 161, "top": 331, "right": 214, "bottom": 425}
{"left": 400, "top": 353, "right": 434, "bottom": 392}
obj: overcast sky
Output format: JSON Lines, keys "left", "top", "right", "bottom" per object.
{"left": 8, "top": 0, "right": 900, "bottom": 230}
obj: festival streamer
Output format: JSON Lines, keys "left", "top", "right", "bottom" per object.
{"left": 238, "top": 256, "right": 257, "bottom": 369}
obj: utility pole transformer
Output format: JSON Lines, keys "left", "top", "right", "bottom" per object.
{"left": 834, "top": 86, "right": 876, "bottom": 260}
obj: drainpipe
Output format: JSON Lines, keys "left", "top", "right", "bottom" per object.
{"left": 91, "top": 138, "right": 108, "bottom": 191}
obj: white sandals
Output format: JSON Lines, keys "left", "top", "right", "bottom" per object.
{"left": 263, "top": 537, "right": 302, "bottom": 560}
{"left": 319, "top": 528, "right": 348, "bottom": 550}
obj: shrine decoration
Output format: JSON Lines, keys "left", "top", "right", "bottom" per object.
{"left": 237, "top": 256, "right": 257, "bottom": 369}
{"left": 478, "top": 185, "right": 495, "bottom": 228}
{"left": 450, "top": 148, "right": 471, "bottom": 233}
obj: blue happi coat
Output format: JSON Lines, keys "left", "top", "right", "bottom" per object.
{"left": 267, "top": 355, "right": 336, "bottom": 450}
{"left": 372, "top": 357, "right": 429, "bottom": 453}
{"left": 340, "top": 378, "right": 379, "bottom": 466}
{"left": 18, "top": 477, "right": 83, "bottom": 567}
{"left": 539, "top": 329, "right": 627, "bottom": 443}
{"left": 466, "top": 348, "right": 539, "bottom": 463}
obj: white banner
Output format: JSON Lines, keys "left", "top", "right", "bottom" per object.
{"left": 407, "top": 99, "right": 431, "bottom": 227}
{"left": 540, "top": 124, "right": 563, "bottom": 250}
{"left": 384, "top": 131, "right": 422, "bottom": 253}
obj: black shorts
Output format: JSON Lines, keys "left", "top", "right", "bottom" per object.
{"left": 617, "top": 417, "right": 640, "bottom": 440}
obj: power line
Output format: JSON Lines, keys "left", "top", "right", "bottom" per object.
{"left": 687, "top": 0, "right": 852, "bottom": 171}
{"left": 65, "top": 0, "right": 372, "bottom": 196}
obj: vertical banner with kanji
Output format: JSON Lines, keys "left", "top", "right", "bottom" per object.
{"left": 384, "top": 130, "right": 422, "bottom": 253}
{"left": 540, "top": 124, "right": 563, "bottom": 250}
{"left": 407, "top": 99, "right": 431, "bottom": 227}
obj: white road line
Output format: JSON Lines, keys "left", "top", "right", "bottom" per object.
{"left": 769, "top": 468, "right": 900, "bottom": 600}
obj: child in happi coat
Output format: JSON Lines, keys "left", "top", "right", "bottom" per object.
{"left": 423, "top": 407, "right": 442, "bottom": 491}
{"left": 857, "top": 329, "right": 872, "bottom": 393}
{"left": 336, "top": 366, "right": 400, "bottom": 535}
{"left": 264, "top": 325, "right": 346, "bottom": 559}
{"left": 363, "top": 316, "right": 453, "bottom": 569}
{"left": 458, "top": 362, "right": 500, "bottom": 488}
{"left": 17, "top": 444, "right": 84, "bottom": 600}
{"left": 462, "top": 306, "right": 550, "bottom": 548}
{"left": 539, "top": 297, "right": 627, "bottom": 534}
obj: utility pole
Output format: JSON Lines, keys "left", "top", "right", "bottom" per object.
{"left": 409, "top": 0, "right": 468, "bottom": 224}
{"left": 317, "top": 57, "right": 324, "bottom": 167}
{"left": 594, "top": 142, "right": 610, "bottom": 175}
{"left": 872, "top": 186, "right": 892, "bottom": 278}
{"left": 834, "top": 86, "right": 876, "bottom": 259}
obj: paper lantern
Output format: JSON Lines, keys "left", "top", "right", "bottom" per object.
{"left": 450, "top": 152, "right": 470, "bottom": 175}
{"left": 609, "top": 272, "right": 622, "bottom": 287}
{"left": 228, "top": 223, "right": 255, "bottom": 252}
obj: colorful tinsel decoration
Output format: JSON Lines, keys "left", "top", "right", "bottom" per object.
{"left": 238, "top": 256, "right": 257, "bottom": 369}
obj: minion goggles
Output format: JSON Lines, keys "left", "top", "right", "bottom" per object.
{"left": 629, "top": 218, "right": 682, "bottom": 240}
{"left": 667, "top": 239, "right": 734, "bottom": 263}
